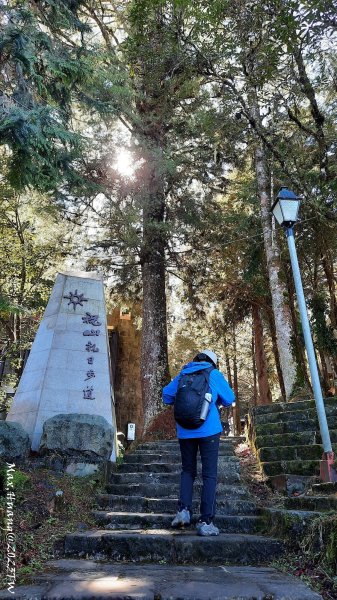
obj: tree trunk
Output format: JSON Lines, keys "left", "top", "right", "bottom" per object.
{"left": 321, "top": 253, "right": 337, "bottom": 376}
{"left": 139, "top": 148, "right": 170, "bottom": 432}
{"left": 252, "top": 303, "right": 272, "bottom": 405}
{"left": 249, "top": 88, "right": 298, "bottom": 400}
{"left": 223, "top": 332, "right": 233, "bottom": 387}
{"left": 317, "top": 347, "right": 330, "bottom": 395}
{"left": 265, "top": 304, "right": 286, "bottom": 401}
{"left": 232, "top": 326, "right": 241, "bottom": 434}
{"left": 322, "top": 253, "right": 337, "bottom": 329}
{"left": 252, "top": 322, "right": 258, "bottom": 405}
{"left": 285, "top": 267, "right": 311, "bottom": 391}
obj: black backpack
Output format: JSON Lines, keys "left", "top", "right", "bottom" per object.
{"left": 174, "top": 366, "right": 214, "bottom": 429}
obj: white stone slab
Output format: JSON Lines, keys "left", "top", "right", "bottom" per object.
{"left": 6, "top": 271, "right": 116, "bottom": 458}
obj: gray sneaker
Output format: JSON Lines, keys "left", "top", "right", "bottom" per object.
{"left": 171, "top": 508, "right": 191, "bottom": 527}
{"left": 196, "top": 521, "right": 219, "bottom": 536}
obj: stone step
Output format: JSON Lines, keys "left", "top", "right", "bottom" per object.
{"left": 261, "top": 460, "right": 321, "bottom": 477}
{"left": 252, "top": 396, "right": 337, "bottom": 415}
{"left": 138, "top": 437, "right": 245, "bottom": 447}
{"left": 254, "top": 430, "right": 337, "bottom": 449}
{"left": 255, "top": 415, "right": 337, "bottom": 437}
{"left": 92, "top": 510, "right": 262, "bottom": 534}
{"left": 254, "top": 405, "right": 337, "bottom": 425}
{"left": 261, "top": 508, "right": 321, "bottom": 539}
{"left": 96, "top": 494, "right": 258, "bottom": 515}
{"left": 258, "top": 444, "right": 336, "bottom": 463}
{"left": 118, "top": 462, "right": 181, "bottom": 473}
{"left": 111, "top": 469, "right": 240, "bottom": 486}
{"left": 123, "top": 449, "right": 236, "bottom": 462}
{"left": 135, "top": 446, "right": 235, "bottom": 456}
{"left": 0, "top": 559, "right": 321, "bottom": 600}
{"left": 106, "top": 476, "right": 241, "bottom": 496}
{"left": 123, "top": 453, "right": 183, "bottom": 464}
{"left": 285, "top": 495, "right": 337, "bottom": 512}
{"left": 311, "top": 482, "right": 337, "bottom": 495}
{"left": 63, "top": 529, "right": 284, "bottom": 565}
{"left": 118, "top": 458, "right": 238, "bottom": 473}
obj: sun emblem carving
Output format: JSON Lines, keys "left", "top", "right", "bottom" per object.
{"left": 63, "top": 289, "right": 88, "bottom": 311}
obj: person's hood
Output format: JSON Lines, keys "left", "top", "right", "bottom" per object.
{"left": 180, "top": 361, "right": 215, "bottom": 374}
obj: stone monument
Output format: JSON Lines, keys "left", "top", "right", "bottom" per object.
{"left": 6, "top": 271, "right": 117, "bottom": 459}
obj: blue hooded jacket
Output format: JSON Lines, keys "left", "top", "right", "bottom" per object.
{"left": 162, "top": 361, "right": 235, "bottom": 439}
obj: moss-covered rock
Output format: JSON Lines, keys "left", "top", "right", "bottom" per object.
{"left": 260, "top": 508, "right": 320, "bottom": 542}
{"left": 255, "top": 431, "right": 317, "bottom": 449}
{"left": 262, "top": 459, "right": 321, "bottom": 477}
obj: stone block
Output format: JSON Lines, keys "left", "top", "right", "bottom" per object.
{"left": 262, "top": 459, "right": 321, "bottom": 477}
{"left": 285, "top": 495, "right": 337, "bottom": 512}
{"left": 0, "top": 421, "right": 31, "bottom": 461}
{"left": 39, "top": 413, "right": 114, "bottom": 460}
{"left": 267, "top": 473, "right": 316, "bottom": 495}
{"left": 65, "top": 462, "right": 100, "bottom": 477}
{"left": 311, "top": 482, "right": 337, "bottom": 495}
{"left": 258, "top": 444, "right": 332, "bottom": 463}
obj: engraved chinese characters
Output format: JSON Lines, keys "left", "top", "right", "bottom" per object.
{"left": 82, "top": 312, "right": 101, "bottom": 400}
{"left": 62, "top": 294, "right": 102, "bottom": 401}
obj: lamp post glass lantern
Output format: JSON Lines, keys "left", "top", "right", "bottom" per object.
{"left": 272, "top": 187, "right": 336, "bottom": 483}
{"left": 272, "top": 186, "right": 301, "bottom": 227}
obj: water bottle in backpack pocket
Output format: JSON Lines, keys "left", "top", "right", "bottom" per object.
{"left": 174, "top": 367, "right": 214, "bottom": 429}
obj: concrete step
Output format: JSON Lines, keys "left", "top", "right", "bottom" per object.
{"left": 106, "top": 476, "right": 241, "bottom": 496}
{"left": 285, "top": 495, "right": 337, "bottom": 512}
{"left": 0, "top": 559, "right": 322, "bottom": 599}
{"left": 252, "top": 396, "right": 337, "bottom": 415}
{"left": 255, "top": 415, "right": 337, "bottom": 437}
{"left": 137, "top": 442, "right": 236, "bottom": 453}
{"left": 258, "top": 444, "right": 335, "bottom": 463}
{"left": 96, "top": 494, "right": 258, "bottom": 515}
{"left": 261, "top": 460, "right": 321, "bottom": 477}
{"left": 63, "top": 529, "right": 284, "bottom": 565}
{"left": 92, "top": 510, "right": 263, "bottom": 534}
{"left": 254, "top": 429, "right": 337, "bottom": 449}
{"left": 311, "top": 482, "right": 337, "bottom": 495}
{"left": 254, "top": 404, "right": 337, "bottom": 425}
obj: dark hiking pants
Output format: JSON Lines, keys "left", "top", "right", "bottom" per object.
{"left": 178, "top": 432, "right": 221, "bottom": 523}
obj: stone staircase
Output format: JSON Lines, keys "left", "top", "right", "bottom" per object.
{"left": 0, "top": 437, "right": 322, "bottom": 599}
{"left": 248, "top": 397, "right": 337, "bottom": 491}
{"left": 63, "top": 438, "right": 284, "bottom": 564}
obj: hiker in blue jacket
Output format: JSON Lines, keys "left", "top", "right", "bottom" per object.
{"left": 162, "top": 349, "right": 235, "bottom": 536}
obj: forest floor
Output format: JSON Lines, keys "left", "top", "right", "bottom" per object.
{"left": 0, "top": 461, "right": 105, "bottom": 591}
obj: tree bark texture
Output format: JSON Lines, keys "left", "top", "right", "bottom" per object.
{"left": 285, "top": 267, "right": 311, "bottom": 391}
{"left": 252, "top": 322, "right": 258, "bottom": 405}
{"left": 223, "top": 332, "right": 233, "bottom": 388}
{"left": 140, "top": 149, "right": 170, "bottom": 432}
{"left": 322, "top": 253, "right": 337, "bottom": 329}
{"left": 265, "top": 304, "right": 286, "bottom": 401}
{"left": 252, "top": 303, "right": 272, "bottom": 405}
{"left": 249, "top": 88, "right": 298, "bottom": 399}
{"left": 232, "top": 327, "right": 241, "bottom": 434}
